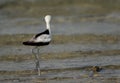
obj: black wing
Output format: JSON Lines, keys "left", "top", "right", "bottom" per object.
{"left": 35, "top": 29, "right": 49, "bottom": 38}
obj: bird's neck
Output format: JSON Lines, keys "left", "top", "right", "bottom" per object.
{"left": 46, "top": 22, "right": 51, "bottom": 35}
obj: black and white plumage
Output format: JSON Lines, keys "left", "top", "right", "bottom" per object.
{"left": 23, "top": 15, "right": 51, "bottom": 46}
{"left": 23, "top": 15, "right": 52, "bottom": 76}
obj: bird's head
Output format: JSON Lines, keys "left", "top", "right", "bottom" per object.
{"left": 45, "top": 15, "right": 51, "bottom": 23}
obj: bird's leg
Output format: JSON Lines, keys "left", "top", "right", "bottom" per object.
{"left": 35, "top": 53, "right": 41, "bottom": 76}
{"left": 36, "top": 60, "right": 40, "bottom": 76}
{"left": 32, "top": 46, "right": 41, "bottom": 76}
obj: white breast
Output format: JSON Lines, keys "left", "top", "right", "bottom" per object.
{"left": 34, "top": 34, "right": 51, "bottom": 42}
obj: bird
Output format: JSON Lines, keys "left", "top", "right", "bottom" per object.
{"left": 92, "top": 66, "right": 102, "bottom": 72}
{"left": 23, "top": 15, "right": 52, "bottom": 46}
{"left": 23, "top": 15, "right": 52, "bottom": 76}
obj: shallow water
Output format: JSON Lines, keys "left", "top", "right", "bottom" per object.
{"left": 1, "top": 43, "right": 120, "bottom": 56}
{"left": 0, "top": 15, "right": 120, "bottom": 83}
{"left": 0, "top": 55, "right": 120, "bottom": 71}
{"left": 0, "top": 57, "right": 120, "bottom": 83}
{"left": 0, "top": 18, "right": 120, "bottom": 35}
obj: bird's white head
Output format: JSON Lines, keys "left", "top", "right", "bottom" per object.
{"left": 45, "top": 15, "right": 51, "bottom": 24}
{"left": 45, "top": 15, "right": 51, "bottom": 30}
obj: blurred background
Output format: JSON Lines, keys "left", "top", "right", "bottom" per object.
{"left": 0, "top": 0, "right": 120, "bottom": 22}
{"left": 0, "top": 0, "right": 120, "bottom": 83}
{"left": 0, "top": 0, "right": 120, "bottom": 34}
